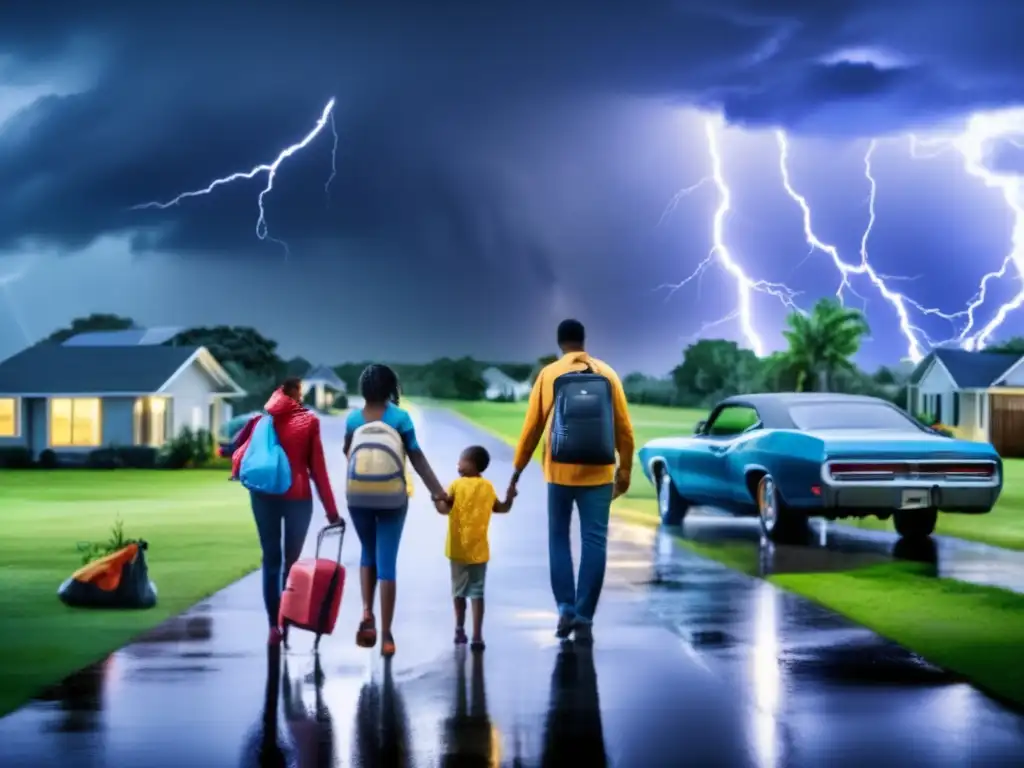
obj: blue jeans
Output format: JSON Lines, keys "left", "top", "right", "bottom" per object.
{"left": 547, "top": 483, "right": 613, "bottom": 625}
{"left": 250, "top": 491, "right": 314, "bottom": 627}
{"left": 349, "top": 504, "right": 408, "bottom": 581}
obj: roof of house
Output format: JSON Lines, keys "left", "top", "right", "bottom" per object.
{"left": 482, "top": 366, "right": 527, "bottom": 389}
{"left": 62, "top": 327, "right": 183, "bottom": 347}
{"left": 909, "top": 348, "right": 1022, "bottom": 389}
{"left": 301, "top": 364, "right": 346, "bottom": 391}
{"left": 0, "top": 343, "right": 207, "bottom": 395}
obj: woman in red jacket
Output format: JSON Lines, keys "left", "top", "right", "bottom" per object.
{"left": 232, "top": 378, "right": 340, "bottom": 645}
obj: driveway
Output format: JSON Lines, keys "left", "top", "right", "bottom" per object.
{"left": 1, "top": 407, "right": 1022, "bottom": 766}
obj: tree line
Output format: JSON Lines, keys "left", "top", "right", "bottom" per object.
{"left": 45, "top": 299, "right": 1024, "bottom": 413}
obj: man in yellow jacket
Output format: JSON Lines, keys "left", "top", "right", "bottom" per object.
{"left": 509, "top": 319, "right": 634, "bottom": 645}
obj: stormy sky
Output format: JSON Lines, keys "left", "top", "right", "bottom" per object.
{"left": 2, "top": 1, "right": 1024, "bottom": 373}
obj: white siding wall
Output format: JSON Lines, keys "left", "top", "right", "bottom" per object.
{"left": 916, "top": 360, "right": 957, "bottom": 424}
{"left": 164, "top": 360, "right": 221, "bottom": 436}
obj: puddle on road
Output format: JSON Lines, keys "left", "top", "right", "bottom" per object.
{"left": 610, "top": 517, "right": 968, "bottom": 703}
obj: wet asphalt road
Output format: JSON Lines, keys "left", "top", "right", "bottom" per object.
{"left": 2, "top": 406, "right": 1024, "bottom": 767}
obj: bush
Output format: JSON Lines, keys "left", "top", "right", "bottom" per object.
{"left": 87, "top": 448, "right": 124, "bottom": 470}
{"left": 0, "top": 447, "right": 33, "bottom": 469}
{"left": 76, "top": 517, "right": 131, "bottom": 564}
{"left": 38, "top": 449, "right": 58, "bottom": 469}
{"left": 192, "top": 429, "right": 213, "bottom": 466}
{"left": 157, "top": 429, "right": 197, "bottom": 469}
{"left": 332, "top": 392, "right": 348, "bottom": 409}
{"left": 116, "top": 446, "right": 159, "bottom": 469}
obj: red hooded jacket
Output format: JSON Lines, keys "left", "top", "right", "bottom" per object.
{"left": 231, "top": 389, "right": 339, "bottom": 522}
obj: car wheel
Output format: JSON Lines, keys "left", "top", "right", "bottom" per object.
{"left": 893, "top": 508, "right": 938, "bottom": 540}
{"left": 756, "top": 473, "right": 807, "bottom": 542}
{"left": 657, "top": 468, "right": 689, "bottom": 526}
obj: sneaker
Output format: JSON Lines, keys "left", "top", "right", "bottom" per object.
{"left": 556, "top": 613, "right": 575, "bottom": 639}
{"left": 454, "top": 628, "right": 468, "bottom": 645}
{"left": 573, "top": 622, "right": 594, "bottom": 646}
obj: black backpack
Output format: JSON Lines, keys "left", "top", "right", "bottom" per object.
{"left": 549, "top": 362, "right": 616, "bottom": 465}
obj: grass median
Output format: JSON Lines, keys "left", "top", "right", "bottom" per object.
{"left": 441, "top": 398, "right": 1024, "bottom": 708}
{"left": 0, "top": 470, "right": 260, "bottom": 716}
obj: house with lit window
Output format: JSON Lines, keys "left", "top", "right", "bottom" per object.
{"left": 0, "top": 336, "right": 245, "bottom": 459}
{"left": 906, "top": 347, "right": 1024, "bottom": 457}
{"left": 482, "top": 366, "right": 531, "bottom": 401}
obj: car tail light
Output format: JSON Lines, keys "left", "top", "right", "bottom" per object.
{"left": 827, "top": 461, "right": 996, "bottom": 481}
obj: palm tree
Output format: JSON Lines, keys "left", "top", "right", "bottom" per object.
{"left": 782, "top": 299, "right": 870, "bottom": 392}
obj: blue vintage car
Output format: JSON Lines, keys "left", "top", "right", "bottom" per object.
{"left": 638, "top": 393, "right": 1003, "bottom": 541}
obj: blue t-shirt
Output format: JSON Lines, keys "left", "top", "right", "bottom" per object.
{"left": 345, "top": 403, "right": 421, "bottom": 452}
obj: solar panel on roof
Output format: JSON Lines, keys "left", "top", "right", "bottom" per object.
{"left": 62, "top": 327, "right": 183, "bottom": 347}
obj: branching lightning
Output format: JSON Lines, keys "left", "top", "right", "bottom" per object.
{"left": 132, "top": 98, "right": 338, "bottom": 258}
{"left": 775, "top": 132, "right": 971, "bottom": 364}
{"left": 909, "top": 111, "right": 1024, "bottom": 351}
{"left": 662, "top": 113, "right": 1024, "bottom": 364}
{"left": 660, "top": 119, "right": 801, "bottom": 356}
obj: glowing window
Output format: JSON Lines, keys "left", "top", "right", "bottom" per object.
{"left": 0, "top": 398, "right": 18, "bottom": 437}
{"left": 134, "top": 397, "right": 168, "bottom": 447}
{"left": 50, "top": 398, "right": 102, "bottom": 447}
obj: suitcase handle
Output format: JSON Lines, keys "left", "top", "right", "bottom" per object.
{"left": 315, "top": 520, "right": 346, "bottom": 563}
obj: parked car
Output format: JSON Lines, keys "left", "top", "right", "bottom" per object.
{"left": 638, "top": 393, "right": 1003, "bottom": 541}
{"left": 218, "top": 412, "right": 259, "bottom": 457}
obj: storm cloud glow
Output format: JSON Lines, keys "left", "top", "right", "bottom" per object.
{"left": 3, "top": 2, "right": 1024, "bottom": 371}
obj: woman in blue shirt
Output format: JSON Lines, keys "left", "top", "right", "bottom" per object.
{"left": 344, "top": 364, "right": 447, "bottom": 657}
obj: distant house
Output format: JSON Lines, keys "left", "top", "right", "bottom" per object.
{"left": 0, "top": 337, "right": 245, "bottom": 459}
{"left": 482, "top": 366, "right": 531, "bottom": 401}
{"left": 907, "top": 348, "right": 1024, "bottom": 455}
{"left": 300, "top": 364, "right": 347, "bottom": 411}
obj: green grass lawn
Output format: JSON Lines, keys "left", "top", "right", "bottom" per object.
{"left": 441, "top": 399, "right": 1024, "bottom": 551}
{"left": 0, "top": 470, "right": 260, "bottom": 716}
{"left": 444, "top": 399, "right": 1024, "bottom": 706}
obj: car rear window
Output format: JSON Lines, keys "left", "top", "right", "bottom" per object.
{"left": 788, "top": 402, "right": 923, "bottom": 431}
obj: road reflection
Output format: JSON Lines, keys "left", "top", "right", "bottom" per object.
{"left": 35, "top": 657, "right": 110, "bottom": 734}
{"left": 240, "top": 645, "right": 289, "bottom": 768}
{"left": 676, "top": 514, "right": 948, "bottom": 579}
{"left": 351, "top": 659, "right": 411, "bottom": 766}
{"left": 540, "top": 648, "right": 607, "bottom": 767}
{"left": 283, "top": 655, "right": 335, "bottom": 768}
{"left": 440, "top": 649, "right": 499, "bottom": 766}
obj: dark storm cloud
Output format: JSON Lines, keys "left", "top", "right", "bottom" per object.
{"left": 1, "top": 0, "right": 1023, "bottom": 258}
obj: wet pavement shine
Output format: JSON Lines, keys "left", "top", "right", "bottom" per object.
{"left": 3, "top": 406, "right": 1024, "bottom": 767}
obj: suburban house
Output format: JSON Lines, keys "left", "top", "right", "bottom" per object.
{"left": 0, "top": 332, "right": 246, "bottom": 459}
{"left": 482, "top": 366, "right": 531, "bottom": 401}
{"left": 907, "top": 347, "right": 1024, "bottom": 456}
{"left": 300, "top": 364, "right": 347, "bottom": 411}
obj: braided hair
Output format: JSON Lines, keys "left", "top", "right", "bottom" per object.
{"left": 359, "top": 364, "right": 401, "bottom": 406}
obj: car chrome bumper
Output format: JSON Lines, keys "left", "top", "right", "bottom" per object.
{"left": 817, "top": 482, "right": 1000, "bottom": 513}
{"left": 818, "top": 465, "right": 1001, "bottom": 513}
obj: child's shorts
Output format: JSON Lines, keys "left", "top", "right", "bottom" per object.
{"left": 450, "top": 561, "right": 487, "bottom": 599}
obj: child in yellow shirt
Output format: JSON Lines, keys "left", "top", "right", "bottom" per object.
{"left": 434, "top": 445, "right": 515, "bottom": 651}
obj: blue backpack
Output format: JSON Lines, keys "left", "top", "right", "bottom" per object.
{"left": 240, "top": 416, "right": 292, "bottom": 494}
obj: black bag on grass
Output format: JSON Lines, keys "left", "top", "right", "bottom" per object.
{"left": 58, "top": 540, "right": 158, "bottom": 609}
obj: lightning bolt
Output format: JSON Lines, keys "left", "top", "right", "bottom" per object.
{"left": 776, "top": 132, "right": 971, "bottom": 364}
{"left": 661, "top": 118, "right": 801, "bottom": 356}
{"left": 909, "top": 111, "right": 1024, "bottom": 351}
{"left": 132, "top": 98, "right": 337, "bottom": 258}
